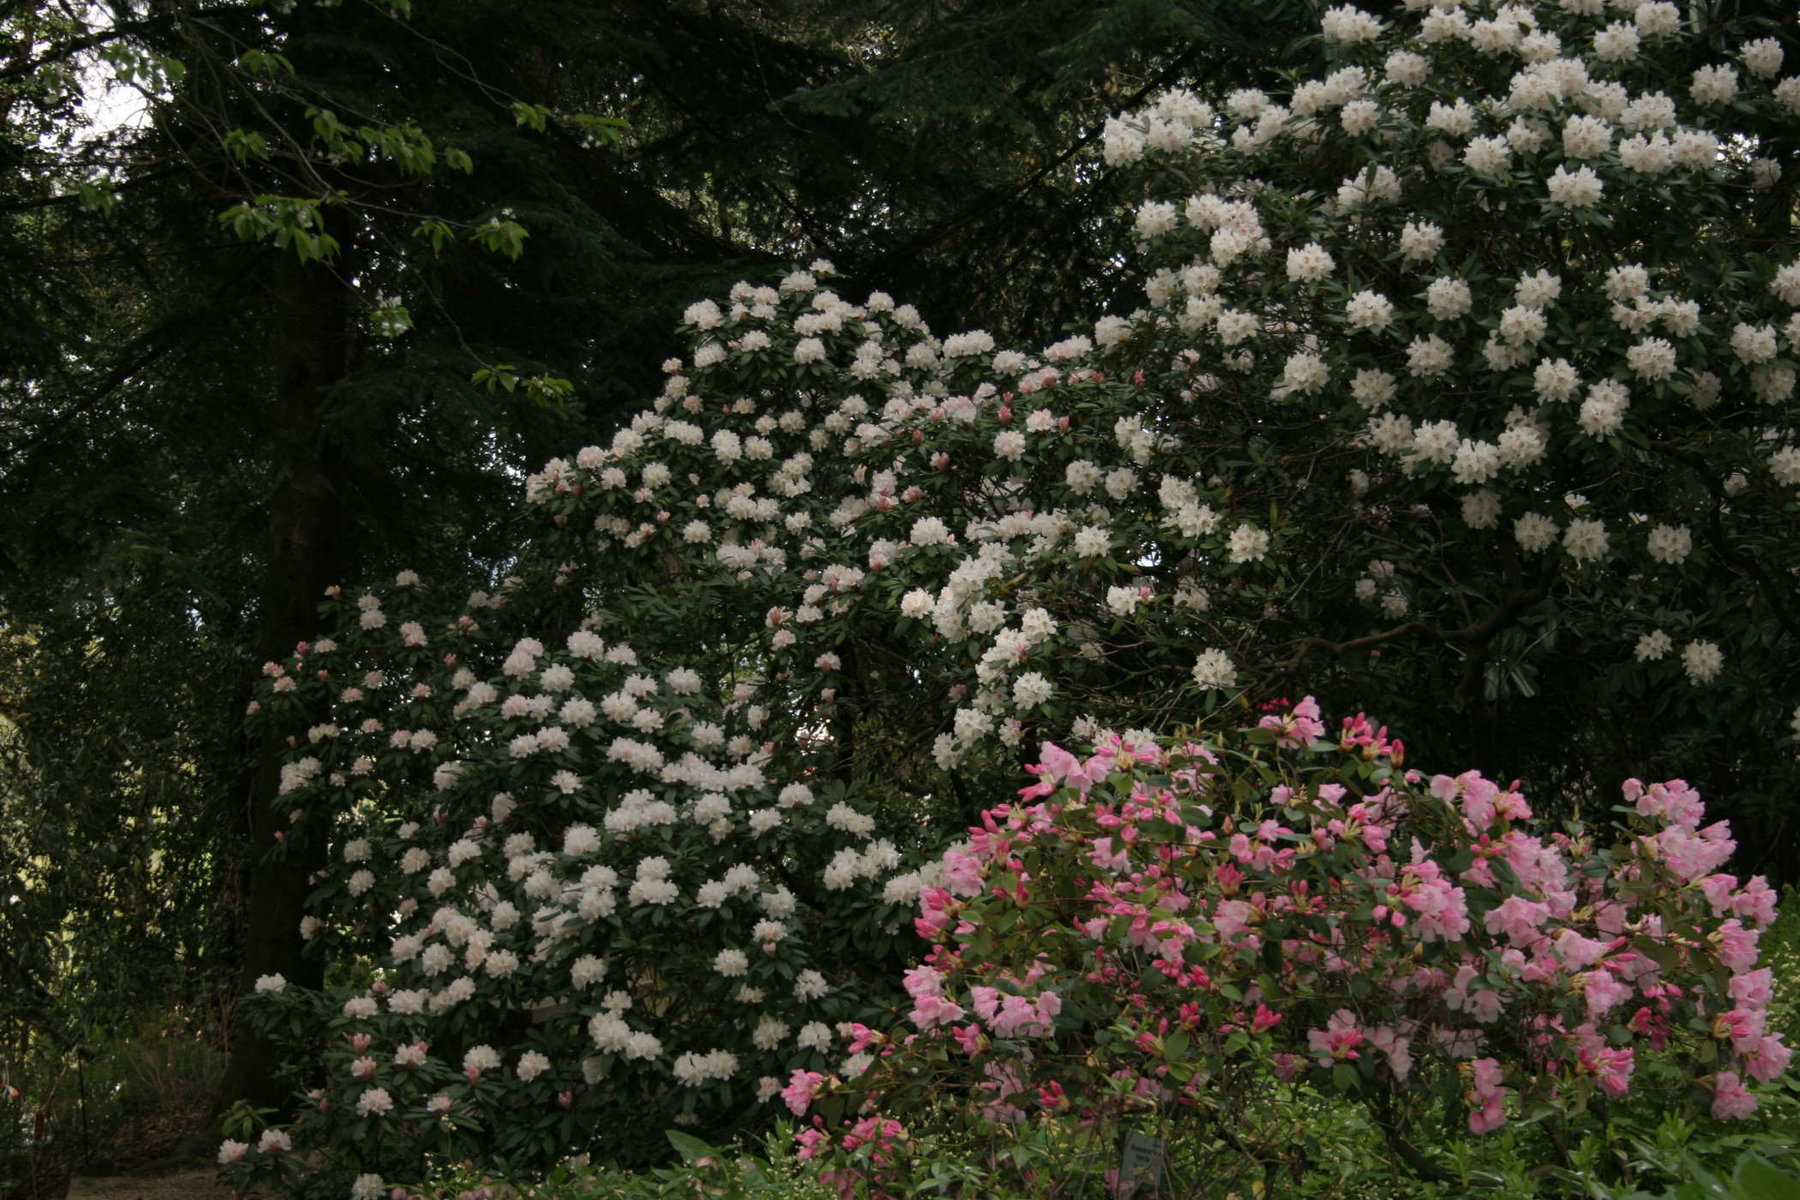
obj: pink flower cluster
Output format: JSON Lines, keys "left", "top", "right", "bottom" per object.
{"left": 1465, "top": 1058, "right": 1507, "bottom": 1135}
{"left": 801, "top": 699, "right": 1789, "bottom": 1177}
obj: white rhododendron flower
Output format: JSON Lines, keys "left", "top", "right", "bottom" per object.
{"left": 1682, "top": 640, "right": 1725, "bottom": 684}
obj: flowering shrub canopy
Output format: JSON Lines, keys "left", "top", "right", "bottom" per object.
{"left": 789, "top": 698, "right": 1788, "bottom": 1193}
{"left": 229, "top": 0, "right": 1799, "bottom": 1192}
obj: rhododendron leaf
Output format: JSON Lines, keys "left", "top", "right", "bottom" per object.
{"left": 664, "top": 1129, "right": 714, "bottom": 1162}
{"left": 1260, "top": 939, "right": 1284, "bottom": 973}
{"left": 1733, "top": 1156, "right": 1800, "bottom": 1200}
{"left": 1633, "top": 936, "right": 1681, "bottom": 973}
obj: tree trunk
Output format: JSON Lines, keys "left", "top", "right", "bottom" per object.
{"left": 215, "top": 212, "right": 351, "bottom": 1117}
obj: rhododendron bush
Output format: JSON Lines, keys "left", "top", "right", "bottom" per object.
{"left": 230, "top": 581, "right": 933, "bottom": 1183}
{"left": 790, "top": 700, "right": 1788, "bottom": 1192}
{"left": 225, "top": 0, "right": 1800, "bottom": 1193}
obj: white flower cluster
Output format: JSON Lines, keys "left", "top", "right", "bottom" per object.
{"left": 243, "top": 1, "right": 1799, "bottom": 1177}
{"left": 1096, "top": 0, "right": 1796, "bottom": 688}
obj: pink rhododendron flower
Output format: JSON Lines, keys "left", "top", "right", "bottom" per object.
{"left": 1625, "top": 778, "right": 1705, "bottom": 827}
{"left": 1579, "top": 1043, "right": 1635, "bottom": 1098}
{"left": 1710, "top": 1071, "right": 1757, "bottom": 1120}
{"left": 1552, "top": 929, "right": 1614, "bottom": 972}
{"left": 1308, "top": 1009, "right": 1366, "bottom": 1067}
{"left": 1731, "top": 876, "right": 1779, "bottom": 927}
{"left": 914, "top": 887, "right": 959, "bottom": 941}
{"left": 1466, "top": 1058, "right": 1508, "bottom": 1133}
{"left": 1729, "top": 968, "right": 1774, "bottom": 1010}
{"left": 1655, "top": 822, "right": 1737, "bottom": 881}
{"left": 1742, "top": 1035, "right": 1792, "bottom": 1083}
{"left": 1035, "top": 743, "right": 1111, "bottom": 793}
{"left": 1089, "top": 836, "right": 1131, "bottom": 873}
{"left": 1717, "top": 920, "right": 1761, "bottom": 972}
{"left": 1484, "top": 895, "right": 1551, "bottom": 947}
{"left": 952, "top": 1023, "right": 987, "bottom": 1058}
{"left": 782, "top": 1069, "right": 827, "bottom": 1117}
{"left": 909, "top": 993, "right": 966, "bottom": 1030}
{"left": 902, "top": 965, "right": 944, "bottom": 999}
{"left": 1399, "top": 865, "right": 1470, "bottom": 942}
{"left": 1259, "top": 695, "right": 1326, "bottom": 748}
{"left": 1212, "top": 898, "right": 1254, "bottom": 940}
{"left": 941, "top": 851, "right": 985, "bottom": 897}
{"left": 1368, "top": 1025, "right": 1414, "bottom": 1081}
{"left": 1582, "top": 969, "right": 1634, "bottom": 1019}
{"left": 989, "top": 991, "right": 1060, "bottom": 1038}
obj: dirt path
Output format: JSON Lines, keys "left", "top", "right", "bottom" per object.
{"left": 64, "top": 1167, "right": 236, "bottom": 1200}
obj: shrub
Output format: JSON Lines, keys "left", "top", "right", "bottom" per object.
{"left": 796, "top": 699, "right": 1790, "bottom": 1193}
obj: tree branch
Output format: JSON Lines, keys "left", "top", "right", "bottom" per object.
{"left": 1273, "top": 584, "right": 1549, "bottom": 678}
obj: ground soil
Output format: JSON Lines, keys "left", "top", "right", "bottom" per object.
{"left": 64, "top": 1167, "right": 235, "bottom": 1200}
{"left": 14, "top": 1101, "right": 239, "bottom": 1200}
